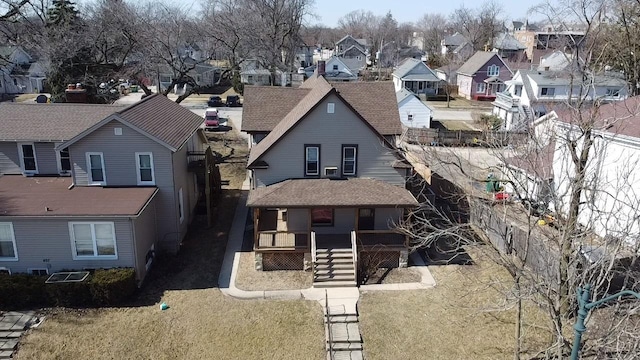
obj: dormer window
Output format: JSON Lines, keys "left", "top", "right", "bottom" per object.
{"left": 541, "top": 87, "right": 555, "bottom": 96}
{"left": 487, "top": 64, "right": 499, "bottom": 76}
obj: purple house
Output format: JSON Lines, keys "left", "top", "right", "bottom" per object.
{"left": 456, "top": 52, "right": 513, "bottom": 101}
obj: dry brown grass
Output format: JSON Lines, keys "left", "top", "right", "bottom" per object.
{"left": 235, "top": 252, "right": 313, "bottom": 291}
{"left": 358, "top": 246, "right": 552, "bottom": 360}
{"left": 207, "top": 127, "right": 248, "bottom": 190}
{"left": 16, "top": 291, "right": 324, "bottom": 360}
{"left": 363, "top": 267, "right": 421, "bottom": 285}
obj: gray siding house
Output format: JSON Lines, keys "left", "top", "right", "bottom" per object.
{"left": 0, "top": 95, "right": 206, "bottom": 283}
{"left": 392, "top": 58, "right": 445, "bottom": 97}
{"left": 242, "top": 74, "right": 418, "bottom": 287}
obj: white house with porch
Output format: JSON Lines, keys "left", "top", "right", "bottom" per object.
{"left": 392, "top": 58, "right": 445, "bottom": 97}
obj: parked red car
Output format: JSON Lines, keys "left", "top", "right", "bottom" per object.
{"left": 204, "top": 108, "right": 219, "bottom": 131}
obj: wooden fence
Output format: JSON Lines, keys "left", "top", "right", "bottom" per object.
{"left": 404, "top": 127, "right": 528, "bottom": 147}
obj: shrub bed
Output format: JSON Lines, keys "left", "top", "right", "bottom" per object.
{"left": 0, "top": 268, "right": 136, "bottom": 309}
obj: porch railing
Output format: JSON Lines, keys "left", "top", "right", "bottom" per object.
{"left": 356, "top": 230, "right": 407, "bottom": 248}
{"left": 350, "top": 230, "right": 358, "bottom": 283}
{"left": 256, "top": 230, "right": 309, "bottom": 251}
{"left": 311, "top": 231, "right": 317, "bottom": 273}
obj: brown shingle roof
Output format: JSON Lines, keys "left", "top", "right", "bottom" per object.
{"left": 241, "top": 86, "right": 310, "bottom": 132}
{"left": 116, "top": 94, "right": 204, "bottom": 150}
{"left": 0, "top": 175, "right": 157, "bottom": 216}
{"left": 241, "top": 78, "right": 402, "bottom": 135}
{"left": 247, "top": 178, "right": 418, "bottom": 207}
{"left": 0, "top": 103, "right": 123, "bottom": 142}
{"left": 248, "top": 76, "right": 334, "bottom": 165}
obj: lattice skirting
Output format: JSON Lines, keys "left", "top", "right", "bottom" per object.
{"left": 360, "top": 251, "right": 400, "bottom": 269}
{"left": 261, "top": 252, "right": 304, "bottom": 271}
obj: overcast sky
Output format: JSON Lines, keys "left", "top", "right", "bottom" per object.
{"left": 307, "top": 0, "right": 545, "bottom": 27}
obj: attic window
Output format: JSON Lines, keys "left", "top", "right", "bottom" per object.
{"left": 114, "top": 127, "right": 123, "bottom": 135}
{"left": 332, "top": 65, "right": 338, "bottom": 71}
{"left": 327, "top": 103, "right": 335, "bottom": 114}
{"left": 408, "top": 114, "right": 413, "bottom": 121}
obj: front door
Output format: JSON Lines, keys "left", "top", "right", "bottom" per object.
{"left": 358, "top": 208, "right": 375, "bottom": 230}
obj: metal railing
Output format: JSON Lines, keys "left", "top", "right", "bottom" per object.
{"left": 311, "top": 231, "right": 317, "bottom": 272}
{"left": 350, "top": 230, "right": 358, "bottom": 284}
{"left": 325, "top": 289, "right": 334, "bottom": 360}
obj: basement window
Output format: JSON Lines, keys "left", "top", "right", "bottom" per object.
{"left": 45, "top": 271, "right": 90, "bottom": 284}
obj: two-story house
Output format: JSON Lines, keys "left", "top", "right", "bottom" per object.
{"left": 0, "top": 46, "right": 46, "bottom": 94}
{"left": 241, "top": 74, "right": 418, "bottom": 287}
{"left": 492, "top": 69, "right": 629, "bottom": 131}
{"left": 392, "top": 58, "right": 445, "bottom": 98}
{"left": 335, "top": 35, "right": 368, "bottom": 70}
{"left": 456, "top": 51, "right": 513, "bottom": 101}
{"left": 0, "top": 95, "right": 207, "bottom": 283}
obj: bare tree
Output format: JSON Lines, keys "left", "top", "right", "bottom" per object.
{"left": 414, "top": 13, "right": 449, "bottom": 56}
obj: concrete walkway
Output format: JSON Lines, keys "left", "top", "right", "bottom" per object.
{"left": 0, "top": 311, "right": 41, "bottom": 360}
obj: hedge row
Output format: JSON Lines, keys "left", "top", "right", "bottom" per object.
{"left": 0, "top": 268, "right": 136, "bottom": 309}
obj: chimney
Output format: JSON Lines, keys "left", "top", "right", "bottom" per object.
{"left": 317, "top": 60, "right": 326, "bottom": 76}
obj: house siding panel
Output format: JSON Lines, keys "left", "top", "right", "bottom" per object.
{"left": 68, "top": 120, "right": 179, "bottom": 253}
{"left": 312, "top": 208, "right": 354, "bottom": 234}
{"left": 286, "top": 208, "right": 309, "bottom": 232}
{"left": 0, "top": 142, "right": 20, "bottom": 174}
{"left": 398, "top": 97, "right": 432, "bottom": 128}
{"left": 0, "top": 218, "right": 135, "bottom": 274}
{"left": 35, "top": 142, "right": 59, "bottom": 175}
{"left": 255, "top": 93, "right": 405, "bottom": 187}
{"left": 132, "top": 196, "right": 157, "bottom": 282}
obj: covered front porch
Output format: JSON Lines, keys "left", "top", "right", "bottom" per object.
{"left": 247, "top": 178, "right": 419, "bottom": 275}
{"left": 403, "top": 80, "right": 446, "bottom": 96}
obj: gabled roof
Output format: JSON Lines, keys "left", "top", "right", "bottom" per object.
{"left": 60, "top": 94, "right": 204, "bottom": 152}
{"left": 457, "top": 51, "right": 511, "bottom": 76}
{"left": 0, "top": 103, "right": 124, "bottom": 142}
{"left": 338, "top": 45, "right": 366, "bottom": 57}
{"left": 392, "top": 58, "right": 439, "bottom": 81}
{"left": 335, "top": 35, "right": 367, "bottom": 48}
{"left": 242, "top": 77, "right": 401, "bottom": 135}
{"left": 396, "top": 88, "right": 433, "bottom": 110}
{"left": 246, "top": 75, "right": 402, "bottom": 166}
{"left": 493, "top": 33, "right": 526, "bottom": 51}
{"left": 326, "top": 56, "right": 356, "bottom": 76}
{"left": 442, "top": 32, "right": 468, "bottom": 47}
{"left": 247, "top": 178, "right": 418, "bottom": 207}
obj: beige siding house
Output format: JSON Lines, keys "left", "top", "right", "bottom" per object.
{"left": 0, "top": 95, "right": 207, "bottom": 283}
{"left": 242, "top": 75, "right": 418, "bottom": 287}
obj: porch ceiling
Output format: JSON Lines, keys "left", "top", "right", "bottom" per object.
{"left": 247, "top": 178, "right": 418, "bottom": 208}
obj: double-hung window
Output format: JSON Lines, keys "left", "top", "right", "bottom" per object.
{"left": 86, "top": 152, "right": 106, "bottom": 185}
{"left": 135, "top": 152, "right": 155, "bottom": 185}
{"left": 0, "top": 223, "right": 18, "bottom": 261}
{"left": 57, "top": 147, "right": 71, "bottom": 174}
{"left": 18, "top": 143, "right": 37, "bottom": 174}
{"left": 305, "top": 145, "right": 320, "bottom": 176}
{"left": 541, "top": 87, "right": 555, "bottom": 96}
{"left": 476, "top": 83, "right": 486, "bottom": 94}
{"left": 487, "top": 64, "right": 500, "bottom": 76}
{"left": 69, "top": 222, "right": 117, "bottom": 259}
{"left": 342, "top": 145, "right": 357, "bottom": 176}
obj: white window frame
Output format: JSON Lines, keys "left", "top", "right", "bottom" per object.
{"left": 0, "top": 222, "right": 18, "bottom": 261}
{"left": 178, "top": 188, "right": 185, "bottom": 224}
{"left": 17, "top": 142, "right": 38, "bottom": 174}
{"left": 86, "top": 152, "right": 106, "bottom": 186}
{"left": 342, "top": 146, "right": 357, "bottom": 176}
{"left": 69, "top": 222, "right": 118, "bottom": 260}
{"left": 135, "top": 152, "right": 155, "bottom": 185}
{"left": 476, "top": 83, "right": 486, "bottom": 93}
{"left": 327, "top": 102, "right": 335, "bottom": 113}
{"left": 55, "top": 144, "right": 71, "bottom": 175}
{"left": 487, "top": 64, "right": 500, "bottom": 77}
{"left": 541, "top": 87, "right": 555, "bottom": 97}
{"left": 305, "top": 146, "right": 320, "bottom": 176}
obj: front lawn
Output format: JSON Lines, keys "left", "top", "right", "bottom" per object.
{"left": 358, "top": 247, "right": 551, "bottom": 360}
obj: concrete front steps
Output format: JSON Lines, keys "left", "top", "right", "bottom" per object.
{"left": 313, "top": 247, "right": 357, "bottom": 288}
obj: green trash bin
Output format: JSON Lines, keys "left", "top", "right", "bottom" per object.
{"left": 130, "top": 85, "right": 139, "bottom": 93}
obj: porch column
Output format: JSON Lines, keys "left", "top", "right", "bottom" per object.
{"left": 253, "top": 208, "right": 259, "bottom": 249}
{"left": 399, "top": 250, "right": 408, "bottom": 268}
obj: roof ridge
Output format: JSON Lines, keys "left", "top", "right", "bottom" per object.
{"left": 116, "top": 93, "right": 161, "bottom": 115}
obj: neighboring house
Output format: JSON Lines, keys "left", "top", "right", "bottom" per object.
{"left": 0, "top": 46, "right": 45, "bottom": 94}
{"left": 240, "top": 68, "right": 285, "bottom": 86}
{"left": 292, "top": 45, "right": 314, "bottom": 68}
{"left": 392, "top": 58, "right": 445, "bottom": 97}
{"left": 241, "top": 74, "right": 418, "bottom": 286}
{"left": 434, "top": 65, "right": 459, "bottom": 85}
{"left": 441, "top": 32, "right": 473, "bottom": 61}
{"left": 492, "top": 33, "right": 527, "bottom": 61}
{"left": 537, "top": 51, "right": 577, "bottom": 71}
{"left": 456, "top": 52, "right": 513, "bottom": 101}
{"left": 492, "top": 69, "right": 629, "bottom": 131}
{"left": 396, "top": 88, "right": 433, "bottom": 129}
{"left": 155, "top": 60, "right": 221, "bottom": 93}
{"left": 335, "top": 35, "right": 369, "bottom": 68}
{"left": 319, "top": 57, "right": 358, "bottom": 82}
{"left": 514, "top": 26, "right": 585, "bottom": 62}
{"left": 0, "top": 95, "right": 208, "bottom": 283}
{"left": 504, "top": 97, "right": 640, "bottom": 241}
